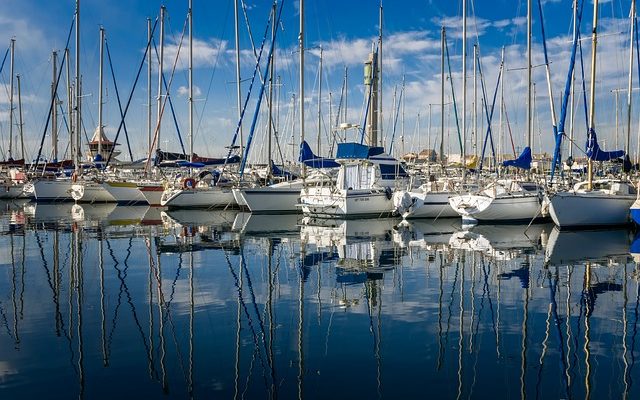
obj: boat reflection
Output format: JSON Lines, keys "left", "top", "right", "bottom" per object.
{"left": 393, "top": 217, "right": 461, "bottom": 249}
{"left": 544, "top": 226, "right": 632, "bottom": 266}
{"left": 449, "top": 223, "right": 550, "bottom": 260}
{"left": 232, "top": 212, "right": 300, "bottom": 237}
{"left": 301, "top": 217, "right": 402, "bottom": 282}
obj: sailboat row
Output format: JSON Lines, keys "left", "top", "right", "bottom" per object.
{"left": 2, "top": 0, "right": 640, "bottom": 229}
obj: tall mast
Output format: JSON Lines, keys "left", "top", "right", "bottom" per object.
{"left": 317, "top": 46, "right": 323, "bottom": 155}
{"left": 569, "top": 0, "right": 577, "bottom": 159}
{"left": 473, "top": 43, "right": 478, "bottom": 160}
{"left": 97, "top": 26, "right": 105, "bottom": 160}
{"left": 462, "top": 0, "right": 467, "bottom": 179}
{"left": 74, "top": 0, "right": 81, "bottom": 171}
{"left": 234, "top": 0, "right": 243, "bottom": 156}
{"left": 440, "top": 26, "right": 445, "bottom": 163}
{"left": 401, "top": 74, "right": 405, "bottom": 156}
{"left": 66, "top": 48, "right": 71, "bottom": 163}
{"left": 587, "top": 0, "right": 599, "bottom": 190}
{"left": 17, "top": 74, "right": 24, "bottom": 160}
{"left": 156, "top": 5, "right": 165, "bottom": 152}
{"left": 499, "top": 47, "right": 505, "bottom": 166}
{"left": 299, "top": 0, "right": 305, "bottom": 178}
{"left": 52, "top": 50, "right": 59, "bottom": 162}
{"left": 527, "top": 0, "right": 532, "bottom": 149}
{"left": 378, "top": 1, "right": 383, "bottom": 147}
{"left": 267, "top": 1, "right": 276, "bottom": 180}
{"left": 626, "top": 0, "right": 636, "bottom": 158}
{"left": 8, "top": 38, "right": 15, "bottom": 160}
{"left": 189, "top": 0, "right": 193, "bottom": 162}
{"left": 147, "top": 18, "right": 152, "bottom": 157}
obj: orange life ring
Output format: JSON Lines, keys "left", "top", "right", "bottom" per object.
{"left": 182, "top": 177, "right": 197, "bottom": 189}
{"left": 71, "top": 172, "right": 78, "bottom": 183}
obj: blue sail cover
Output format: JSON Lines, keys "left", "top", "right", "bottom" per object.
{"left": 271, "top": 161, "right": 298, "bottom": 180}
{"left": 502, "top": 146, "right": 532, "bottom": 169}
{"left": 336, "top": 142, "right": 370, "bottom": 159}
{"left": 586, "top": 128, "right": 625, "bottom": 161}
{"left": 298, "top": 141, "right": 340, "bottom": 168}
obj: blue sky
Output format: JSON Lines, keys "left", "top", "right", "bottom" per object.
{"left": 0, "top": 0, "right": 637, "bottom": 162}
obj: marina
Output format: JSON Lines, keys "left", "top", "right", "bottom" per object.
{"left": 2, "top": 0, "right": 640, "bottom": 397}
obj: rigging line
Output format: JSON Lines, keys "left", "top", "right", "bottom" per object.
{"left": 238, "top": 0, "right": 286, "bottom": 179}
{"left": 195, "top": 0, "right": 231, "bottom": 148}
{"left": 106, "top": 17, "right": 159, "bottom": 167}
{"left": 240, "top": 0, "right": 267, "bottom": 86}
{"left": 33, "top": 16, "right": 74, "bottom": 172}
{"left": 145, "top": 15, "right": 189, "bottom": 171}
{"left": 105, "top": 40, "right": 134, "bottom": 162}
{"left": 444, "top": 35, "right": 463, "bottom": 154}
{"left": 219, "top": 3, "right": 275, "bottom": 178}
{"left": 152, "top": 39, "right": 186, "bottom": 156}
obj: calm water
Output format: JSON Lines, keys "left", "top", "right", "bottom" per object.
{"left": 0, "top": 200, "right": 639, "bottom": 399}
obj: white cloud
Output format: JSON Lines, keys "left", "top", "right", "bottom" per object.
{"left": 177, "top": 85, "right": 202, "bottom": 97}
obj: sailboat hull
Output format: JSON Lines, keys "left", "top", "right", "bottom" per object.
{"left": 548, "top": 191, "right": 635, "bottom": 228}
{"left": 70, "top": 181, "right": 116, "bottom": 202}
{"left": 301, "top": 188, "right": 394, "bottom": 218}
{"left": 32, "top": 179, "right": 75, "bottom": 202}
{"left": 138, "top": 184, "right": 164, "bottom": 206}
{"left": 449, "top": 193, "right": 544, "bottom": 223}
{"left": 235, "top": 187, "right": 301, "bottom": 213}
{"left": 394, "top": 190, "right": 458, "bottom": 219}
{"left": 103, "top": 181, "right": 148, "bottom": 205}
{"left": 161, "top": 187, "right": 236, "bottom": 209}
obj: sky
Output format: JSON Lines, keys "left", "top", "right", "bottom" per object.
{"left": 0, "top": 0, "right": 638, "bottom": 163}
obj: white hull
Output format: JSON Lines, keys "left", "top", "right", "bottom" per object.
{"left": 548, "top": 191, "right": 635, "bottom": 227}
{"left": 70, "top": 181, "right": 116, "bottom": 202}
{"left": 160, "top": 186, "right": 236, "bottom": 208}
{"left": 393, "top": 190, "right": 458, "bottom": 218}
{"left": 138, "top": 184, "right": 164, "bottom": 206}
{"left": 301, "top": 187, "right": 394, "bottom": 217}
{"left": 103, "top": 181, "right": 148, "bottom": 205}
{"left": 449, "top": 193, "right": 543, "bottom": 223}
{"left": 232, "top": 188, "right": 248, "bottom": 207}
{"left": 33, "top": 179, "right": 75, "bottom": 202}
{"left": 236, "top": 185, "right": 301, "bottom": 213}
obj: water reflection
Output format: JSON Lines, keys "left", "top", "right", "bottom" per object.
{"left": 0, "top": 208, "right": 638, "bottom": 399}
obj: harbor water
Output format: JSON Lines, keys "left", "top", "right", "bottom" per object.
{"left": 0, "top": 200, "right": 639, "bottom": 399}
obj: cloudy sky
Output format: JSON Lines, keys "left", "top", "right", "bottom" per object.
{"left": 0, "top": 0, "right": 637, "bottom": 163}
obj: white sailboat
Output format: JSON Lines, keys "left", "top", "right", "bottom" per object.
{"left": 547, "top": 0, "right": 636, "bottom": 228}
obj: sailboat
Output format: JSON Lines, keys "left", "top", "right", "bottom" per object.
{"left": 448, "top": 0, "right": 547, "bottom": 224}
{"left": 32, "top": 3, "right": 82, "bottom": 202}
{"left": 547, "top": 0, "right": 636, "bottom": 228}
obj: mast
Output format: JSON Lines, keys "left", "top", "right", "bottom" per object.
{"left": 66, "top": 48, "right": 71, "bottom": 164}
{"left": 401, "top": 74, "right": 405, "bottom": 156}
{"left": 234, "top": 0, "right": 243, "bottom": 156}
{"left": 189, "top": 0, "right": 193, "bottom": 162}
{"left": 147, "top": 18, "right": 152, "bottom": 158}
{"left": 626, "top": 0, "right": 636, "bottom": 158}
{"left": 8, "top": 38, "right": 15, "bottom": 160}
{"left": 267, "top": 1, "right": 276, "bottom": 180}
{"left": 499, "top": 47, "right": 505, "bottom": 165}
{"left": 378, "top": 1, "right": 383, "bottom": 147}
{"left": 569, "top": 0, "right": 577, "bottom": 160}
{"left": 97, "top": 26, "right": 105, "bottom": 160}
{"left": 299, "top": 0, "right": 305, "bottom": 179}
{"left": 473, "top": 43, "right": 478, "bottom": 160}
{"left": 440, "top": 26, "right": 445, "bottom": 163}
{"left": 74, "top": 0, "right": 81, "bottom": 171}
{"left": 52, "top": 51, "right": 59, "bottom": 162}
{"left": 527, "top": 0, "right": 532, "bottom": 149}
{"left": 462, "top": 0, "right": 467, "bottom": 179}
{"left": 317, "top": 46, "right": 323, "bottom": 155}
{"left": 587, "top": 0, "right": 599, "bottom": 190}
{"left": 17, "top": 74, "right": 24, "bottom": 160}
{"left": 156, "top": 5, "right": 165, "bottom": 152}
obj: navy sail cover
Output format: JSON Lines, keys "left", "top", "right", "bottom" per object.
{"left": 502, "top": 146, "right": 532, "bottom": 170}
{"left": 586, "top": 128, "right": 625, "bottom": 161}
